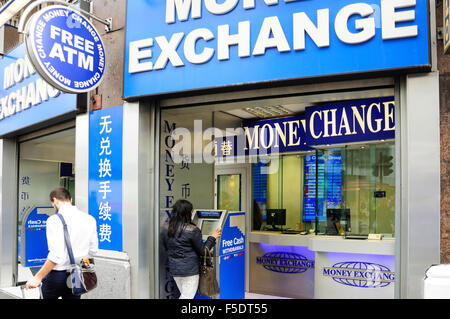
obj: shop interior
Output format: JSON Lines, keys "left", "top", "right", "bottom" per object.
{"left": 160, "top": 99, "right": 395, "bottom": 236}
{"left": 17, "top": 128, "right": 75, "bottom": 284}
{"left": 159, "top": 90, "right": 396, "bottom": 298}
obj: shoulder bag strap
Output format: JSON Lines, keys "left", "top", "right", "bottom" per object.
{"left": 57, "top": 214, "right": 76, "bottom": 266}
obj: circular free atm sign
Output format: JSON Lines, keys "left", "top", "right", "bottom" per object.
{"left": 25, "top": 5, "right": 106, "bottom": 93}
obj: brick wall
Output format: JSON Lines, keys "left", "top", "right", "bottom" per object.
{"left": 436, "top": 0, "right": 450, "bottom": 263}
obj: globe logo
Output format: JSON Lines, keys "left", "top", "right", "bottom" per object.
{"left": 256, "top": 252, "right": 314, "bottom": 274}
{"left": 323, "top": 261, "right": 395, "bottom": 288}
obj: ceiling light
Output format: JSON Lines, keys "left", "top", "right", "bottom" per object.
{"left": 244, "top": 105, "right": 294, "bottom": 119}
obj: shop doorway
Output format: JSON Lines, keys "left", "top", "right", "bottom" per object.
{"left": 16, "top": 127, "right": 75, "bottom": 285}
{"left": 214, "top": 165, "right": 249, "bottom": 213}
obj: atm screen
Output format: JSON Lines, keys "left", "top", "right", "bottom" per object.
{"left": 201, "top": 220, "right": 221, "bottom": 236}
{"left": 197, "top": 210, "right": 222, "bottom": 219}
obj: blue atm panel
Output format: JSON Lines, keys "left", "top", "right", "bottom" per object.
{"left": 193, "top": 210, "right": 246, "bottom": 299}
{"left": 218, "top": 211, "right": 246, "bottom": 299}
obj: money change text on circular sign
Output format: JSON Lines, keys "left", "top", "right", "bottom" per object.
{"left": 25, "top": 5, "right": 106, "bottom": 93}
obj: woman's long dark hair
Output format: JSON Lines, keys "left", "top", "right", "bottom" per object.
{"left": 167, "top": 199, "right": 194, "bottom": 237}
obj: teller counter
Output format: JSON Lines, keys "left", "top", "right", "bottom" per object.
{"left": 248, "top": 232, "right": 396, "bottom": 299}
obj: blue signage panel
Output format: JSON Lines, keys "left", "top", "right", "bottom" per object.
{"left": 124, "top": 0, "right": 429, "bottom": 97}
{"left": 88, "top": 105, "right": 123, "bottom": 251}
{"left": 26, "top": 5, "right": 106, "bottom": 93}
{"left": 216, "top": 97, "right": 394, "bottom": 159}
{"left": 219, "top": 212, "right": 245, "bottom": 257}
{"left": 0, "top": 44, "right": 77, "bottom": 136}
{"left": 24, "top": 207, "right": 53, "bottom": 267}
{"left": 305, "top": 96, "right": 395, "bottom": 146}
{"left": 216, "top": 114, "right": 312, "bottom": 158}
{"left": 219, "top": 212, "right": 246, "bottom": 299}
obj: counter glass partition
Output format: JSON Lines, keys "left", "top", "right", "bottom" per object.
{"left": 251, "top": 142, "right": 395, "bottom": 237}
{"left": 252, "top": 153, "right": 315, "bottom": 232}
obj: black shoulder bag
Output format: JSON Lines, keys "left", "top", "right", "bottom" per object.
{"left": 198, "top": 248, "right": 220, "bottom": 297}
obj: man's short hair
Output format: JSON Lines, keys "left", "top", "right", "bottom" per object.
{"left": 49, "top": 187, "right": 71, "bottom": 202}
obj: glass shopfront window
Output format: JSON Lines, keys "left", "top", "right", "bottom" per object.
{"left": 252, "top": 154, "right": 311, "bottom": 232}
{"left": 159, "top": 92, "right": 397, "bottom": 299}
{"left": 315, "top": 142, "right": 395, "bottom": 236}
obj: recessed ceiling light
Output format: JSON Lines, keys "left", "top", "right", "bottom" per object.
{"left": 244, "top": 105, "right": 294, "bottom": 118}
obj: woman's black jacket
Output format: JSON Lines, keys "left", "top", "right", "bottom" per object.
{"left": 161, "top": 223, "right": 216, "bottom": 277}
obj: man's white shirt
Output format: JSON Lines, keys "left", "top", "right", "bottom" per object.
{"left": 46, "top": 203, "right": 98, "bottom": 270}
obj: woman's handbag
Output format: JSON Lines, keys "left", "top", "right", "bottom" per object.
{"left": 57, "top": 214, "right": 98, "bottom": 295}
{"left": 198, "top": 248, "right": 220, "bottom": 297}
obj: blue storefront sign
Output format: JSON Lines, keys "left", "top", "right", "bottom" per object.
{"left": 243, "top": 114, "right": 312, "bottom": 154}
{"left": 124, "top": 0, "right": 429, "bottom": 97}
{"left": 305, "top": 96, "right": 395, "bottom": 146}
{"left": 88, "top": 105, "right": 123, "bottom": 251}
{"left": 25, "top": 5, "right": 106, "bottom": 93}
{"left": 216, "top": 97, "right": 395, "bottom": 158}
{"left": 216, "top": 114, "right": 312, "bottom": 158}
{"left": 0, "top": 44, "right": 77, "bottom": 136}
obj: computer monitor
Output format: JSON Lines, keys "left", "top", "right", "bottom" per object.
{"left": 326, "top": 208, "right": 350, "bottom": 235}
{"left": 266, "top": 209, "right": 286, "bottom": 230}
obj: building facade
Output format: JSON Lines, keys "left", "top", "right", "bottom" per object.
{"left": 0, "top": 0, "right": 448, "bottom": 299}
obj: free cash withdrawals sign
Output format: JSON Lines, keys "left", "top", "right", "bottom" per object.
{"left": 25, "top": 5, "right": 106, "bottom": 93}
{"left": 124, "top": 0, "right": 430, "bottom": 98}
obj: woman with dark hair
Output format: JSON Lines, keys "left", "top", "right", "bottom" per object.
{"left": 161, "top": 199, "right": 221, "bottom": 299}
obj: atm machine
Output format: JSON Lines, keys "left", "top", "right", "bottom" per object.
{"left": 20, "top": 206, "right": 54, "bottom": 268}
{"left": 192, "top": 209, "right": 246, "bottom": 299}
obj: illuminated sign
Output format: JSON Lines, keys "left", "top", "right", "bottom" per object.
{"left": 125, "top": 0, "right": 430, "bottom": 97}
{"left": 305, "top": 97, "right": 395, "bottom": 146}
{"left": 216, "top": 97, "right": 395, "bottom": 158}
{"left": 323, "top": 261, "right": 395, "bottom": 288}
{"left": 303, "top": 154, "right": 343, "bottom": 222}
{"left": 257, "top": 252, "right": 314, "bottom": 274}
{"left": 25, "top": 5, "right": 106, "bottom": 93}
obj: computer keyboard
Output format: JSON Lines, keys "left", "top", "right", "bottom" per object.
{"left": 281, "top": 230, "right": 303, "bottom": 234}
{"left": 345, "top": 234, "right": 369, "bottom": 240}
